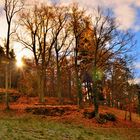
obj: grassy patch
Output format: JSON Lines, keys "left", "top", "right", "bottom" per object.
{"left": 0, "top": 115, "right": 139, "bottom": 140}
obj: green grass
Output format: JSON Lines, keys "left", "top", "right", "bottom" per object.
{"left": 0, "top": 115, "right": 139, "bottom": 140}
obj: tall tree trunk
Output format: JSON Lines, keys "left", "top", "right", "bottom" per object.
{"left": 57, "top": 63, "right": 62, "bottom": 104}
{"left": 92, "top": 62, "right": 99, "bottom": 117}
{"left": 75, "top": 67, "right": 82, "bottom": 108}
{"left": 108, "top": 92, "right": 111, "bottom": 107}
{"left": 129, "top": 102, "right": 132, "bottom": 121}
{"left": 5, "top": 22, "right": 11, "bottom": 110}
{"left": 9, "top": 62, "right": 12, "bottom": 88}
{"left": 40, "top": 69, "right": 45, "bottom": 103}
{"left": 111, "top": 75, "right": 115, "bottom": 107}
{"left": 6, "top": 22, "right": 11, "bottom": 58}
{"left": 55, "top": 46, "right": 63, "bottom": 104}
{"left": 52, "top": 69, "right": 55, "bottom": 97}
{"left": 125, "top": 109, "right": 127, "bottom": 120}
{"left": 74, "top": 41, "right": 82, "bottom": 108}
{"left": 37, "top": 70, "right": 41, "bottom": 101}
{"left": 138, "top": 92, "right": 140, "bottom": 116}
{"left": 5, "top": 64, "right": 10, "bottom": 110}
{"left": 37, "top": 69, "right": 45, "bottom": 103}
{"left": 92, "top": 80, "right": 99, "bottom": 117}
{"left": 68, "top": 70, "right": 72, "bottom": 98}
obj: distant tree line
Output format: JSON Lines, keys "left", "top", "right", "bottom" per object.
{"left": 0, "top": 0, "right": 140, "bottom": 119}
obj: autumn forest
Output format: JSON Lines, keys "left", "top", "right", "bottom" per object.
{"left": 0, "top": 0, "right": 140, "bottom": 139}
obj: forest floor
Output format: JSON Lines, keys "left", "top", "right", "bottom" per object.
{"left": 0, "top": 96, "right": 140, "bottom": 140}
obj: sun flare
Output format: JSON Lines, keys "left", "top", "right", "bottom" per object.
{"left": 16, "top": 59, "right": 23, "bottom": 68}
{"left": 16, "top": 55, "right": 24, "bottom": 68}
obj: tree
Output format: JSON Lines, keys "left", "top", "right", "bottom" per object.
{"left": 4, "top": 0, "right": 24, "bottom": 57}
{"left": 3, "top": 0, "right": 24, "bottom": 109}
{"left": 137, "top": 85, "right": 140, "bottom": 116}
{"left": 17, "top": 4, "right": 58, "bottom": 102}
{"left": 70, "top": 4, "right": 89, "bottom": 108}
{"left": 0, "top": 46, "right": 5, "bottom": 88}
{"left": 111, "top": 57, "right": 133, "bottom": 107}
{"left": 83, "top": 8, "right": 135, "bottom": 117}
{"left": 52, "top": 6, "right": 73, "bottom": 104}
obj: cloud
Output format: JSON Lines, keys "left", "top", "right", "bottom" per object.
{"left": 134, "top": 63, "right": 140, "bottom": 69}
{"left": 129, "top": 78, "right": 140, "bottom": 84}
{"left": 2, "top": 0, "right": 138, "bottom": 31}
{"left": 134, "top": 25, "right": 140, "bottom": 31}
{"left": 0, "top": 0, "right": 140, "bottom": 35}
{"left": 134, "top": 0, "right": 140, "bottom": 7}
{"left": 133, "top": 78, "right": 140, "bottom": 84}
{"left": 59, "top": 0, "right": 140, "bottom": 31}
{"left": 0, "top": 15, "right": 7, "bottom": 39}
{"left": 113, "top": 5, "right": 136, "bottom": 30}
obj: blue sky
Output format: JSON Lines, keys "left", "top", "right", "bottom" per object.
{"left": 133, "top": 31, "right": 140, "bottom": 79}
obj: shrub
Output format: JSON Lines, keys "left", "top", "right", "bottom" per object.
{"left": 83, "top": 111, "right": 95, "bottom": 119}
{"left": 83, "top": 111, "right": 116, "bottom": 123}
{"left": 103, "top": 113, "right": 116, "bottom": 122}
{"left": 25, "top": 107, "right": 65, "bottom": 116}
{"left": 96, "top": 113, "right": 116, "bottom": 124}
